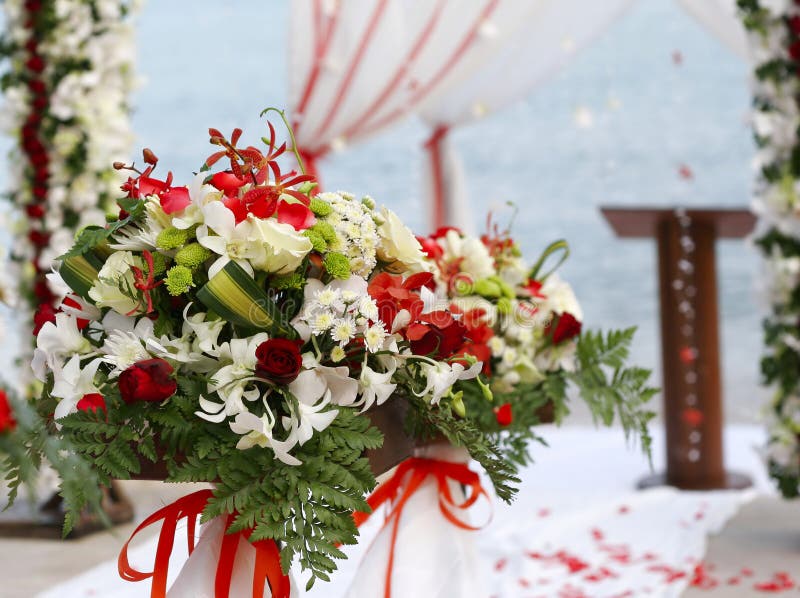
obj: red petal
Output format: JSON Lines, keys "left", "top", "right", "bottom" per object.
{"left": 210, "top": 171, "right": 246, "bottom": 195}
{"left": 276, "top": 201, "right": 316, "bottom": 230}
{"left": 160, "top": 187, "right": 191, "bottom": 214}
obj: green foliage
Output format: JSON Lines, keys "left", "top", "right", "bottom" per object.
{"left": 61, "top": 197, "right": 147, "bottom": 259}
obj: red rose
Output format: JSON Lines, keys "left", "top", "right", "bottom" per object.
{"left": 25, "top": 55, "right": 45, "bottom": 73}
{"left": 494, "top": 403, "right": 513, "bottom": 427}
{"left": 33, "top": 302, "right": 57, "bottom": 335}
{"left": 26, "top": 204, "right": 45, "bottom": 219}
{"left": 77, "top": 393, "right": 106, "bottom": 413}
{"left": 407, "top": 311, "right": 466, "bottom": 360}
{"left": 255, "top": 338, "right": 303, "bottom": 385}
{"left": 0, "top": 390, "right": 16, "bottom": 433}
{"left": 119, "top": 359, "right": 177, "bottom": 403}
{"left": 550, "top": 312, "right": 582, "bottom": 344}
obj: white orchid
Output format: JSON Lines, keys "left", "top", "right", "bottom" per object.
{"left": 51, "top": 356, "right": 104, "bottom": 421}
{"left": 359, "top": 361, "right": 397, "bottom": 411}
{"left": 416, "top": 361, "right": 482, "bottom": 405}
{"left": 204, "top": 333, "right": 270, "bottom": 418}
{"left": 286, "top": 370, "right": 339, "bottom": 445}
{"left": 293, "top": 354, "right": 359, "bottom": 407}
{"left": 229, "top": 410, "right": 301, "bottom": 466}
{"left": 196, "top": 202, "right": 264, "bottom": 279}
{"left": 32, "top": 313, "right": 93, "bottom": 381}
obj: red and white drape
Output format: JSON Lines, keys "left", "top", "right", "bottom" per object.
{"left": 288, "top": 0, "right": 749, "bottom": 232}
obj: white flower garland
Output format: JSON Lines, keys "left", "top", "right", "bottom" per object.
{"left": 740, "top": 0, "right": 800, "bottom": 495}
{"left": 0, "top": 0, "right": 137, "bottom": 383}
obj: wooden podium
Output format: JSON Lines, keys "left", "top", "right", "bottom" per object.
{"left": 601, "top": 207, "right": 754, "bottom": 490}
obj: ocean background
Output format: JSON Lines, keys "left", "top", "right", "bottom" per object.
{"left": 3, "top": 0, "right": 763, "bottom": 421}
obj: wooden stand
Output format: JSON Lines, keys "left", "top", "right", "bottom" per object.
{"left": 601, "top": 207, "right": 754, "bottom": 491}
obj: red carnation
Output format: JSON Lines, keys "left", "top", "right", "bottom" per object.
{"left": 0, "top": 390, "right": 16, "bottom": 433}
{"left": 494, "top": 403, "right": 513, "bottom": 427}
{"left": 255, "top": 338, "right": 303, "bottom": 385}
{"left": 77, "top": 393, "right": 106, "bottom": 413}
{"left": 550, "top": 312, "right": 582, "bottom": 344}
{"left": 119, "top": 359, "right": 177, "bottom": 403}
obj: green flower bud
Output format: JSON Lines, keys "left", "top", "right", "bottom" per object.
{"left": 477, "top": 377, "right": 494, "bottom": 402}
{"left": 323, "top": 252, "right": 351, "bottom": 280}
{"left": 309, "top": 197, "right": 332, "bottom": 217}
{"left": 450, "top": 390, "right": 466, "bottom": 417}
{"left": 361, "top": 195, "right": 376, "bottom": 210}
{"left": 175, "top": 243, "right": 213, "bottom": 270}
{"left": 496, "top": 297, "right": 512, "bottom": 315}
{"left": 165, "top": 265, "right": 194, "bottom": 296}
{"left": 156, "top": 226, "right": 192, "bottom": 250}
{"left": 474, "top": 278, "right": 503, "bottom": 298}
{"left": 303, "top": 229, "right": 327, "bottom": 253}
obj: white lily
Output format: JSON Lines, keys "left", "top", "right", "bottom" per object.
{"left": 196, "top": 202, "right": 265, "bottom": 279}
{"left": 51, "top": 356, "right": 104, "bottom": 421}
{"left": 359, "top": 361, "right": 397, "bottom": 412}
{"left": 229, "top": 410, "right": 301, "bottom": 466}
{"left": 416, "top": 361, "right": 482, "bottom": 405}
{"left": 32, "top": 313, "right": 93, "bottom": 381}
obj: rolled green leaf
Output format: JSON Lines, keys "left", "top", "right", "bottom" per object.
{"left": 196, "top": 260, "right": 295, "bottom": 338}
{"left": 59, "top": 253, "right": 103, "bottom": 301}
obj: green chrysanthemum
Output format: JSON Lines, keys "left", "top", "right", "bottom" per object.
{"left": 175, "top": 243, "right": 213, "bottom": 270}
{"left": 323, "top": 252, "right": 351, "bottom": 280}
{"left": 312, "top": 221, "right": 337, "bottom": 245}
{"left": 148, "top": 252, "right": 168, "bottom": 277}
{"left": 303, "top": 229, "right": 327, "bottom": 253}
{"left": 271, "top": 272, "right": 305, "bottom": 290}
{"left": 156, "top": 226, "right": 192, "bottom": 251}
{"left": 165, "top": 265, "right": 194, "bottom": 296}
{"left": 309, "top": 197, "right": 332, "bottom": 217}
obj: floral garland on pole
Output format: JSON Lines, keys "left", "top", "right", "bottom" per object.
{"left": 739, "top": 0, "right": 800, "bottom": 496}
{"left": 0, "top": 0, "right": 136, "bottom": 378}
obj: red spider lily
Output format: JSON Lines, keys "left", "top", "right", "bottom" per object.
{"left": 127, "top": 251, "right": 163, "bottom": 316}
{"left": 368, "top": 272, "right": 433, "bottom": 333}
{"left": 481, "top": 212, "right": 517, "bottom": 261}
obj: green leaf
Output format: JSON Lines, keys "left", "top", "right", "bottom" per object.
{"left": 58, "top": 253, "right": 103, "bottom": 300}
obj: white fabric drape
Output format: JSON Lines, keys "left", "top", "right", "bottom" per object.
{"left": 289, "top": 0, "right": 751, "bottom": 230}
{"left": 676, "top": 0, "right": 749, "bottom": 59}
{"left": 288, "top": 1, "right": 554, "bottom": 172}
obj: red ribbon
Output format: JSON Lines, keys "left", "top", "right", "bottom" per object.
{"left": 353, "top": 457, "right": 489, "bottom": 598}
{"left": 118, "top": 489, "right": 290, "bottom": 598}
{"left": 424, "top": 126, "right": 450, "bottom": 231}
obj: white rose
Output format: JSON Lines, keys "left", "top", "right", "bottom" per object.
{"left": 376, "top": 207, "right": 428, "bottom": 273}
{"left": 250, "top": 218, "right": 313, "bottom": 274}
{"left": 88, "top": 251, "right": 143, "bottom": 315}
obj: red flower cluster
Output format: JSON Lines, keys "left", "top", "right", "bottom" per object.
{"left": 119, "top": 359, "right": 177, "bottom": 403}
{"left": 368, "top": 272, "right": 433, "bottom": 333}
{"left": 0, "top": 390, "right": 16, "bottom": 433}
{"left": 255, "top": 338, "right": 303, "bottom": 385}
{"left": 205, "top": 126, "right": 316, "bottom": 231}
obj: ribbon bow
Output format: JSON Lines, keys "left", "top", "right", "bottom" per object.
{"left": 353, "top": 457, "right": 490, "bottom": 598}
{"left": 118, "top": 489, "right": 290, "bottom": 598}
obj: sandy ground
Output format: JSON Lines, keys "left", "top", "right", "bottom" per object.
{"left": 0, "top": 481, "right": 210, "bottom": 598}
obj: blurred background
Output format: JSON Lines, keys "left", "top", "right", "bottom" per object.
{"left": 118, "top": 0, "right": 759, "bottom": 421}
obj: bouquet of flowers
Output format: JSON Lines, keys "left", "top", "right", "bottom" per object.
{"left": 416, "top": 217, "right": 656, "bottom": 466}
{"left": 26, "top": 113, "right": 520, "bottom": 591}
